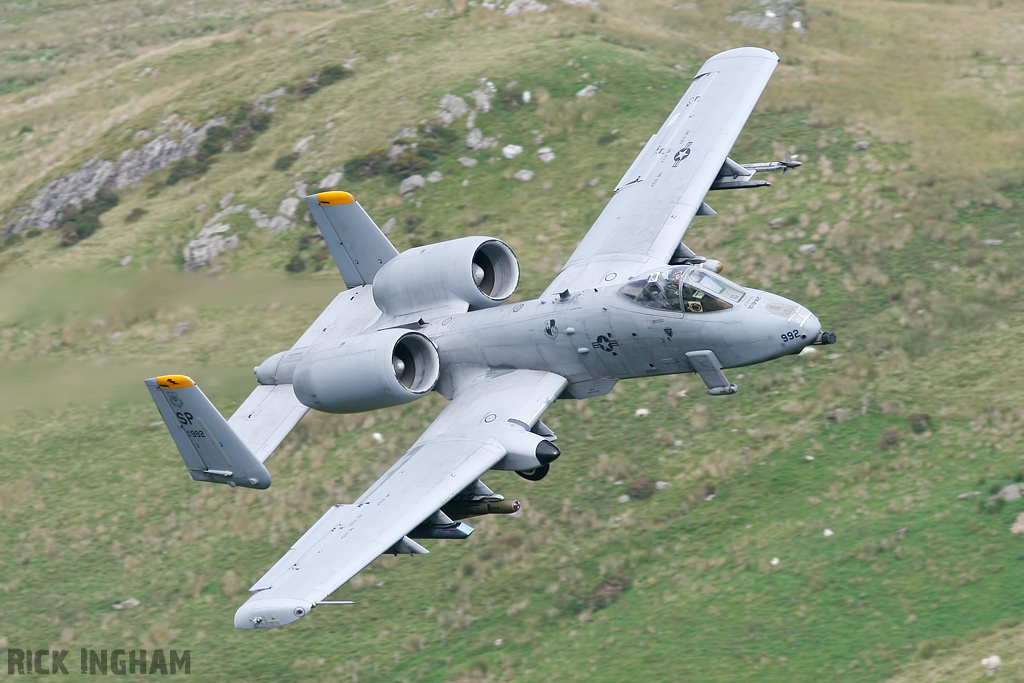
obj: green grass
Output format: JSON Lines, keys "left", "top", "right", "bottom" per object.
{"left": 3, "top": 0, "right": 1024, "bottom": 681}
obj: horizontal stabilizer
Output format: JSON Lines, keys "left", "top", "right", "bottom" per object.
{"left": 228, "top": 384, "right": 309, "bottom": 464}
{"left": 307, "top": 191, "right": 398, "bottom": 288}
{"left": 145, "top": 375, "right": 271, "bottom": 489}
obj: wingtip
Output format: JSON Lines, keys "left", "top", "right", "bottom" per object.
{"left": 234, "top": 598, "right": 314, "bottom": 630}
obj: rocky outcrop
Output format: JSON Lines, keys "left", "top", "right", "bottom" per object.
{"left": 727, "top": 0, "right": 806, "bottom": 34}
{"left": 5, "top": 117, "right": 225, "bottom": 236}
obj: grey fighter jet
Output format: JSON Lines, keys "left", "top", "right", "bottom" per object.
{"left": 146, "top": 47, "right": 835, "bottom": 630}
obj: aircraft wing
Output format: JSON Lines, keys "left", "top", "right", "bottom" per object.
{"left": 233, "top": 367, "right": 568, "bottom": 629}
{"left": 542, "top": 47, "right": 778, "bottom": 297}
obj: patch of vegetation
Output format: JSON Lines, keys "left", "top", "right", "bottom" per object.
{"left": 296, "top": 64, "right": 352, "bottom": 99}
{"left": 627, "top": 476, "right": 656, "bottom": 499}
{"left": 343, "top": 148, "right": 391, "bottom": 179}
{"left": 0, "top": 75, "right": 45, "bottom": 97}
{"left": 166, "top": 157, "right": 211, "bottom": 185}
{"left": 284, "top": 232, "right": 329, "bottom": 273}
{"left": 58, "top": 188, "right": 119, "bottom": 246}
{"left": 124, "top": 207, "right": 148, "bottom": 224}
{"left": 564, "top": 576, "right": 631, "bottom": 614}
{"left": 274, "top": 153, "right": 299, "bottom": 171}
{"left": 343, "top": 124, "right": 457, "bottom": 183}
{"left": 169, "top": 102, "right": 274, "bottom": 184}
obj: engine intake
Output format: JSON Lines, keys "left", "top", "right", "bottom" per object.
{"left": 372, "top": 237, "right": 519, "bottom": 318}
{"left": 292, "top": 330, "right": 439, "bottom": 413}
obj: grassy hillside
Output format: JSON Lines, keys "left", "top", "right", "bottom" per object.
{"left": 2, "top": 1, "right": 1024, "bottom": 681}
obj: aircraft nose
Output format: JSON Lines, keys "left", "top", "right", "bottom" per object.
{"left": 757, "top": 295, "right": 823, "bottom": 355}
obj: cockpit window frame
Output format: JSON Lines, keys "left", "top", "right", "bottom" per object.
{"left": 618, "top": 266, "right": 741, "bottom": 314}
{"left": 686, "top": 269, "right": 746, "bottom": 303}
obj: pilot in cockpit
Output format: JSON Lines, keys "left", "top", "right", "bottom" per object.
{"left": 620, "top": 267, "right": 743, "bottom": 314}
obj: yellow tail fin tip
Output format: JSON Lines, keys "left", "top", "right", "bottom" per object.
{"left": 156, "top": 375, "right": 196, "bottom": 388}
{"left": 317, "top": 191, "right": 355, "bottom": 205}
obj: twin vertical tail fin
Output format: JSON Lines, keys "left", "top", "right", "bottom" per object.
{"left": 146, "top": 191, "right": 393, "bottom": 488}
{"left": 306, "top": 191, "right": 398, "bottom": 289}
{"left": 145, "top": 375, "right": 272, "bottom": 489}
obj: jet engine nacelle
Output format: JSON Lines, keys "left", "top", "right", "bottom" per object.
{"left": 292, "top": 329, "right": 439, "bottom": 413}
{"left": 371, "top": 237, "right": 519, "bottom": 318}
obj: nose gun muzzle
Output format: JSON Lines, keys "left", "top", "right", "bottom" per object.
{"left": 812, "top": 331, "right": 837, "bottom": 345}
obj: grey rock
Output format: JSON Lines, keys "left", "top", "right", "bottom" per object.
{"left": 997, "top": 484, "right": 1023, "bottom": 501}
{"left": 576, "top": 84, "right": 598, "bottom": 98}
{"left": 617, "top": 494, "right": 631, "bottom": 503}
{"left": 852, "top": 141, "right": 871, "bottom": 151}
{"left": 981, "top": 239, "right": 1003, "bottom": 246}
{"left": 513, "top": 169, "right": 535, "bottom": 182}
{"left": 111, "top": 597, "right": 141, "bottom": 610}
{"left": 267, "top": 216, "right": 292, "bottom": 233}
{"left": 436, "top": 94, "right": 470, "bottom": 126}
{"left": 183, "top": 222, "right": 238, "bottom": 271}
{"left": 171, "top": 322, "right": 191, "bottom": 337}
{"left": 469, "top": 82, "right": 497, "bottom": 112}
{"left": 458, "top": 157, "right": 478, "bottom": 167}
{"left": 502, "top": 144, "right": 524, "bottom": 159}
{"left": 278, "top": 197, "right": 300, "bottom": 218}
{"left": 249, "top": 207, "right": 270, "bottom": 229}
{"left": 5, "top": 115, "right": 224, "bottom": 235}
{"left": 319, "top": 171, "right": 343, "bottom": 189}
{"left": 194, "top": 203, "right": 207, "bottom": 212}
{"left": 399, "top": 175, "right": 426, "bottom": 195}
{"left": 727, "top": 12, "right": 785, "bottom": 33}
{"left": 393, "top": 126, "right": 419, "bottom": 141}
{"left": 381, "top": 218, "right": 397, "bottom": 234}
{"left": 466, "top": 128, "right": 497, "bottom": 151}
{"left": 798, "top": 243, "right": 817, "bottom": 255}
{"left": 427, "top": 171, "right": 443, "bottom": 183}
{"left": 538, "top": 147, "right": 555, "bottom": 162}
{"left": 254, "top": 87, "right": 286, "bottom": 113}
{"left": 218, "top": 193, "right": 235, "bottom": 210}
{"left": 504, "top": 0, "right": 547, "bottom": 15}
{"left": 119, "top": 255, "right": 133, "bottom": 266}
{"left": 109, "top": 331, "right": 123, "bottom": 339}
{"left": 293, "top": 135, "right": 315, "bottom": 155}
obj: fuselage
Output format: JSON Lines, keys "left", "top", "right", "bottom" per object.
{"left": 422, "top": 264, "right": 821, "bottom": 398}
{"left": 255, "top": 265, "right": 824, "bottom": 404}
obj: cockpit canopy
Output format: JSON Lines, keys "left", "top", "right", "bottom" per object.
{"left": 619, "top": 266, "right": 745, "bottom": 313}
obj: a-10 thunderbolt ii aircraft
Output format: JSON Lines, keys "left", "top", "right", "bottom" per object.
{"left": 146, "top": 47, "right": 836, "bottom": 630}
